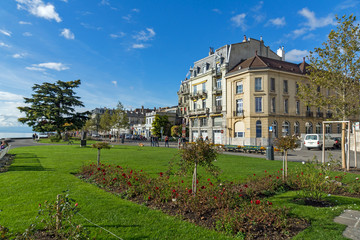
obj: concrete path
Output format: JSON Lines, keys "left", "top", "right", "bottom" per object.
{"left": 334, "top": 210, "right": 360, "bottom": 240}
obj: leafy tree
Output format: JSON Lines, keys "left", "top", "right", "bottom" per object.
{"left": 111, "top": 102, "right": 129, "bottom": 140}
{"left": 18, "top": 80, "right": 89, "bottom": 139}
{"left": 297, "top": 15, "right": 360, "bottom": 169}
{"left": 179, "top": 139, "right": 220, "bottom": 194}
{"left": 84, "top": 113, "right": 101, "bottom": 133}
{"left": 151, "top": 115, "right": 171, "bottom": 138}
{"left": 99, "top": 109, "right": 112, "bottom": 133}
{"left": 274, "top": 135, "right": 299, "bottom": 180}
{"left": 171, "top": 124, "right": 189, "bottom": 138}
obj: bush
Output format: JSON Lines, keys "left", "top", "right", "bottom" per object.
{"left": 50, "top": 136, "right": 61, "bottom": 142}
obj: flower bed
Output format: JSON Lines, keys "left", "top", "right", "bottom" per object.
{"left": 78, "top": 164, "right": 309, "bottom": 239}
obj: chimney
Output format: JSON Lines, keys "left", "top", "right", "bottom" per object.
{"left": 209, "top": 47, "right": 214, "bottom": 55}
{"left": 243, "top": 35, "right": 247, "bottom": 42}
{"left": 276, "top": 46, "right": 285, "bottom": 61}
{"left": 260, "top": 36, "right": 263, "bottom": 42}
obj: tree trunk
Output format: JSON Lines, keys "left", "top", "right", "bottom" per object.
{"left": 341, "top": 122, "right": 346, "bottom": 169}
{"left": 192, "top": 162, "right": 197, "bottom": 194}
{"left": 285, "top": 150, "right": 288, "bottom": 179}
{"left": 97, "top": 148, "right": 101, "bottom": 166}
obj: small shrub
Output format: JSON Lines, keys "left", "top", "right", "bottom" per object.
{"left": 50, "top": 136, "right": 61, "bottom": 142}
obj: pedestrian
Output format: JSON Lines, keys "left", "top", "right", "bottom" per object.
{"left": 178, "top": 137, "right": 181, "bottom": 149}
{"left": 32, "top": 133, "right": 35, "bottom": 141}
{"left": 155, "top": 136, "right": 159, "bottom": 147}
{"left": 151, "top": 135, "right": 154, "bottom": 147}
{"left": 165, "top": 136, "right": 169, "bottom": 147}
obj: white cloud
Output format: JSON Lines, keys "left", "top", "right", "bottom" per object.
{"left": 133, "top": 28, "right": 156, "bottom": 41}
{"left": 286, "top": 27, "right": 307, "bottom": 39}
{"left": 110, "top": 32, "right": 125, "bottom": 38}
{"left": 80, "top": 22, "right": 102, "bottom": 31}
{"left": 0, "top": 29, "right": 12, "bottom": 37}
{"left": 212, "top": 9, "right": 222, "bottom": 14}
{"left": 0, "top": 91, "right": 26, "bottom": 127}
{"left": 286, "top": 49, "right": 309, "bottom": 62}
{"left": 19, "top": 21, "right": 32, "bottom": 25}
{"left": 0, "top": 42, "right": 10, "bottom": 48}
{"left": 23, "top": 32, "right": 32, "bottom": 37}
{"left": 298, "top": 8, "right": 335, "bottom": 30}
{"left": 16, "top": 0, "right": 62, "bottom": 23}
{"left": 231, "top": 13, "right": 247, "bottom": 30}
{"left": 132, "top": 8, "right": 140, "bottom": 12}
{"left": 111, "top": 81, "right": 117, "bottom": 86}
{"left": 132, "top": 43, "right": 146, "bottom": 49}
{"left": 13, "top": 53, "right": 27, "bottom": 58}
{"left": 266, "top": 17, "right": 286, "bottom": 27}
{"left": 60, "top": 28, "right": 75, "bottom": 40}
{"left": 0, "top": 91, "right": 24, "bottom": 101}
{"left": 100, "top": 0, "right": 110, "bottom": 5}
{"left": 27, "top": 62, "right": 69, "bottom": 71}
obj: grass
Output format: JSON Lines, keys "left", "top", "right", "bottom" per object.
{"left": 0, "top": 144, "right": 359, "bottom": 239}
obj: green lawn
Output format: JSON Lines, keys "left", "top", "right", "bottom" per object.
{"left": 0, "top": 145, "right": 359, "bottom": 239}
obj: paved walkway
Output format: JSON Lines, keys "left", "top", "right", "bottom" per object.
{"left": 334, "top": 210, "right": 360, "bottom": 240}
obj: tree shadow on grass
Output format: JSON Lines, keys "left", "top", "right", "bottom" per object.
{"left": 8, "top": 165, "right": 54, "bottom": 171}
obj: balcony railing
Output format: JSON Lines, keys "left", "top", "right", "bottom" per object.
{"left": 316, "top": 112, "right": 324, "bottom": 118}
{"left": 212, "top": 87, "right": 222, "bottom": 95}
{"left": 233, "top": 110, "right": 244, "bottom": 117}
{"left": 215, "top": 105, "right": 222, "bottom": 112}
{"left": 306, "top": 111, "right": 313, "bottom": 117}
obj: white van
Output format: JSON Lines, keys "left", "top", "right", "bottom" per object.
{"left": 304, "top": 134, "right": 334, "bottom": 150}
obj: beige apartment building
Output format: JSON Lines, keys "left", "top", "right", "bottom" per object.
{"left": 225, "top": 54, "right": 341, "bottom": 146}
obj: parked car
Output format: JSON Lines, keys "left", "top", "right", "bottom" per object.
{"left": 304, "top": 134, "right": 334, "bottom": 150}
{"left": 333, "top": 137, "right": 341, "bottom": 149}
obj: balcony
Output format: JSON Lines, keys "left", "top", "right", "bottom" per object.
{"left": 233, "top": 110, "right": 244, "bottom": 117}
{"left": 212, "top": 87, "right": 222, "bottom": 95}
{"left": 316, "top": 112, "right": 324, "bottom": 118}
{"left": 190, "top": 90, "right": 207, "bottom": 100}
{"left": 189, "top": 108, "right": 209, "bottom": 115}
{"left": 215, "top": 105, "right": 222, "bottom": 112}
{"left": 306, "top": 111, "right": 313, "bottom": 117}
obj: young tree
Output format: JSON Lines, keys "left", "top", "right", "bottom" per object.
{"left": 274, "top": 135, "right": 299, "bottom": 180}
{"left": 179, "top": 139, "right": 220, "bottom": 194}
{"left": 111, "top": 102, "right": 129, "bottom": 141}
{"left": 152, "top": 115, "right": 171, "bottom": 138}
{"left": 171, "top": 125, "right": 181, "bottom": 137}
{"left": 99, "top": 109, "right": 112, "bottom": 134}
{"left": 92, "top": 142, "right": 110, "bottom": 166}
{"left": 297, "top": 15, "right": 360, "bottom": 169}
{"left": 18, "top": 80, "right": 89, "bottom": 139}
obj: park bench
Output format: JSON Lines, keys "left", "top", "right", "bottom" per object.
{"left": 224, "top": 145, "right": 240, "bottom": 152}
{"left": 67, "top": 140, "right": 74, "bottom": 145}
{"left": 242, "top": 145, "right": 266, "bottom": 154}
{"left": 0, "top": 145, "right": 11, "bottom": 160}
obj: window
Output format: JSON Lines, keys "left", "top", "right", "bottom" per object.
{"left": 193, "top": 85, "right": 197, "bottom": 94}
{"left": 200, "top": 118, "right": 207, "bottom": 127}
{"left": 255, "top": 97, "right": 262, "bottom": 112}
{"left": 255, "top": 77, "right": 262, "bottom": 91}
{"left": 216, "top": 78, "right": 221, "bottom": 89}
{"left": 326, "top": 124, "right": 332, "bottom": 134}
{"left": 284, "top": 99, "right": 288, "bottom": 113}
{"left": 296, "top": 101, "right": 300, "bottom": 114}
{"left": 192, "top": 118, "right": 198, "bottom": 127}
{"left": 296, "top": 82, "right": 299, "bottom": 94}
{"left": 283, "top": 80, "right": 288, "bottom": 93}
{"left": 271, "top": 97, "right": 276, "bottom": 113}
{"left": 317, "top": 86, "right": 320, "bottom": 93}
{"left": 270, "top": 78, "right": 275, "bottom": 92}
{"left": 337, "top": 124, "right": 341, "bottom": 134}
{"left": 256, "top": 120, "right": 262, "bottom": 138}
{"left": 193, "top": 101, "right": 197, "bottom": 110}
{"left": 294, "top": 121, "right": 300, "bottom": 135}
{"left": 236, "top": 99, "right": 243, "bottom": 114}
{"left": 235, "top": 132, "right": 245, "bottom": 137}
{"left": 202, "top": 99, "right": 206, "bottom": 109}
{"left": 215, "top": 96, "right": 222, "bottom": 106}
{"left": 306, "top": 122, "right": 313, "bottom": 134}
{"left": 213, "top": 117, "right": 222, "bottom": 127}
{"left": 272, "top": 121, "right": 278, "bottom": 138}
{"left": 202, "top": 82, "right": 206, "bottom": 92}
{"left": 236, "top": 82, "right": 243, "bottom": 94}
{"left": 282, "top": 121, "right": 290, "bottom": 136}
{"left": 316, "top": 122, "right": 322, "bottom": 133}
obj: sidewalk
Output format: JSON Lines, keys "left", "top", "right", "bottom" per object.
{"left": 334, "top": 210, "right": 360, "bottom": 240}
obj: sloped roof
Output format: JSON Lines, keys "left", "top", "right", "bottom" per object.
{"left": 228, "top": 54, "right": 309, "bottom": 75}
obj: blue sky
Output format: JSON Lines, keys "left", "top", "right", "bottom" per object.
{"left": 0, "top": 0, "right": 359, "bottom": 132}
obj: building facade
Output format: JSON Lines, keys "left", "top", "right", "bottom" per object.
{"left": 225, "top": 54, "right": 342, "bottom": 146}
{"left": 178, "top": 37, "right": 281, "bottom": 144}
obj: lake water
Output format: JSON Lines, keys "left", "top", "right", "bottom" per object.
{"left": 0, "top": 132, "right": 33, "bottom": 139}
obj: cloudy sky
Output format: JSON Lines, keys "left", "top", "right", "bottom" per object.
{"left": 0, "top": 0, "right": 359, "bottom": 131}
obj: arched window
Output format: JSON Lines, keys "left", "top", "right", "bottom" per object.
{"left": 282, "top": 121, "right": 290, "bottom": 136}
{"left": 294, "top": 121, "right": 300, "bottom": 136}
{"left": 272, "top": 121, "right": 278, "bottom": 138}
{"left": 316, "top": 122, "right": 322, "bottom": 134}
{"left": 306, "top": 122, "right": 313, "bottom": 134}
{"left": 256, "top": 120, "right": 262, "bottom": 138}
{"left": 326, "top": 124, "right": 332, "bottom": 134}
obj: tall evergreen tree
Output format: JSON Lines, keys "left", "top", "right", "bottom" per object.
{"left": 18, "top": 80, "right": 89, "bottom": 138}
